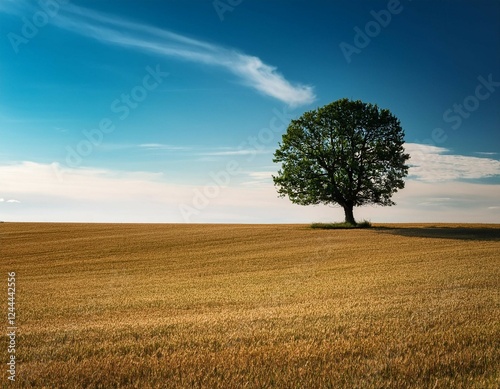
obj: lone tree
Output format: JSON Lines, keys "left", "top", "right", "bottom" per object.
{"left": 273, "top": 98, "right": 409, "bottom": 225}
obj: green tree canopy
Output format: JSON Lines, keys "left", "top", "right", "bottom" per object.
{"left": 273, "top": 98, "right": 410, "bottom": 225}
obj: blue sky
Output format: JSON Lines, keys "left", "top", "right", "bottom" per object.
{"left": 0, "top": 0, "right": 499, "bottom": 223}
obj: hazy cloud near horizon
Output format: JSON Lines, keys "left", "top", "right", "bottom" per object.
{"left": 1, "top": 144, "right": 499, "bottom": 223}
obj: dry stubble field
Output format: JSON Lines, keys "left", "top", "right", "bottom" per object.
{"left": 1, "top": 223, "right": 499, "bottom": 388}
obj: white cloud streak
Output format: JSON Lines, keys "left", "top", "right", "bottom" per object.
{"left": 248, "top": 171, "right": 274, "bottom": 180}
{"left": 0, "top": 197, "right": 20, "bottom": 203}
{"left": 475, "top": 152, "right": 498, "bottom": 156}
{"left": 406, "top": 143, "right": 500, "bottom": 182}
{"left": 202, "top": 149, "right": 270, "bottom": 157}
{"left": 138, "top": 143, "right": 188, "bottom": 151}
{"left": 44, "top": 4, "right": 315, "bottom": 106}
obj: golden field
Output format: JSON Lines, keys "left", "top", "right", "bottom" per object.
{"left": 1, "top": 223, "right": 499, "bottom": 388}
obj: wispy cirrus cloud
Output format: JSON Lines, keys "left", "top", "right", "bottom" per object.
{"left": 201, "top": 149, "right": 271, "bottom": 157}
{"left": 138, "top": 143, "right": 189, "bottom": 151}
{"left": 21, "top": 3, "right": 315, "bottom": 107}
{"left": 475, "top": 151, "right": 498, "bottom": 156}
{"left": 241, "top": 171, "right": 275, "bottom": 187}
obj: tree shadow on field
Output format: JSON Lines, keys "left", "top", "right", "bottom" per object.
{"left": 376, "top": 226, "right": 500, "bottom": 242}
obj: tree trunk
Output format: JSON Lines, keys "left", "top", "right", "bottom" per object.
{"left": 343, "top": 204, "right": 356, "bottom": 225}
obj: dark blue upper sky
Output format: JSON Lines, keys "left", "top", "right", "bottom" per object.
{"left": 0, "top": 0, "right": 499, "bottom": 222}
